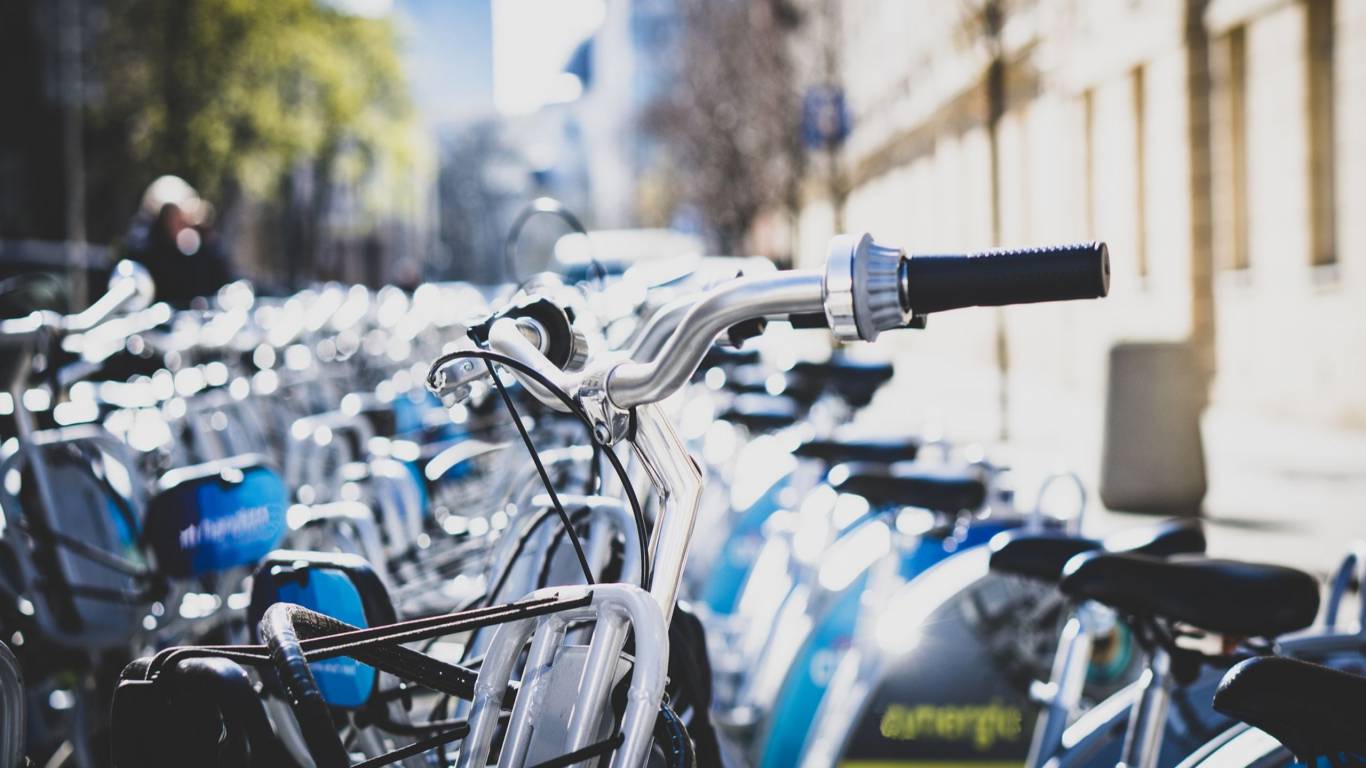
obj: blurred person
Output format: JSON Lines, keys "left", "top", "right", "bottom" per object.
{"left": 122, "top": 175, "right": 233, "bottom": 306}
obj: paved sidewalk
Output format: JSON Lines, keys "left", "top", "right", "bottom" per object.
{"left": 1103, "top": 407, "right": 1366, "bottom": 577}
{"left": 847, "top": 353, "right": 1365, "bottom": 579}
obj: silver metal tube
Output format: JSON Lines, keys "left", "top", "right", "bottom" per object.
{"left": 628, "top": 295, "right": 696, "bottom": 362}
{"left": 477, "top": 271, "right": 823, "bottom": 625}
{"left": 455, "top": 585, "right": 667, "bottom": 768}
{"left": 564, "top": 610, "right": 629, "bottom": 755}
{"left": 1119, "top": 647, "right": 1172, "bottom": 768}
{"left": 604, "top": 584, "right": 670, "bottom": 768}
{"left": 65, "top": 260, "right": 154, "bottom": 331}
{"left": 488, "top": 318, "right": 579, "bottom": 412}
{"left": 0, "top": 314, "right": 46, "bottom": 345}
{"left": 1028, "top": 612, "right": 1093, "bottom": 767}
{"left": 606, "top": 271, "right": 824, "bottom": 409}
{"left": 456, "top": 611, "right": 542, "bottom": 768}
{"left": 499, "top": 615, "right": 568, "bottom": 767}
{"left": 630, "top": 404, "right": 703, "bottom": 621}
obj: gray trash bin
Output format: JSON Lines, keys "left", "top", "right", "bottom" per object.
{"left": 1100, "top": 341, "right": 1207, "bottom": 515}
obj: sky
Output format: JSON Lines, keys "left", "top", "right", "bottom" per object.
{"left": 490, "top": 0, "right": 605, "bottom": 115}
{"left": 319, "top": 0, "right": 396, "bottom": 17}
{"left": 393, "top": 0, "right": 604, "bottom": 127}
{"left": 394, "top": 0, "right": 497, "bottom": 126}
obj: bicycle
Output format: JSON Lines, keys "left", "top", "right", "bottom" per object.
{"left": 108, "top": 231, "right": 1109, "bottom": 766}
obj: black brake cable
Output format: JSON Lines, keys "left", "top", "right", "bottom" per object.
{"left": 426, "top": 349, "right": 649, "bottom": 591}
{"left": 481, "top": 355, "right": 596, "bottom": 587}
{"left": 584, "top": 440, "right": 602, "bottom": 495}
{"left": 350, "top": 725, "right": 471, "bottom": 768}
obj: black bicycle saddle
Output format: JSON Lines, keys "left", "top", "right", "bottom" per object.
{"left": 113, "top": 655, "right": 295, "bottom": 767}
{"left": 719, "top": 393, "right": 802, "bottom": 432}
{"left": 790, "top": 358, "right": 894, "bottom": 385}
{"left": 1060, "top": 554, "right": 1319, "bottom": 638}
{"left": 990, "top": 518, "right": 1206, "bottom": 583}
{"left": 793, "top": 436, "right": 921, "bottom": 466}
{"left": 830, "top": 462, "right": 986, "bottom": 514}
{"left": 790, "top": 358, "right": 894, "bottom": 407}
{"left": 1214, "top": 656, "right": 1366, "bottom": 758}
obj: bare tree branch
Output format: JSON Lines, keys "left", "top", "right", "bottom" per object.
{"left": 642, "top": 0, "right": 804, "bottom": 254}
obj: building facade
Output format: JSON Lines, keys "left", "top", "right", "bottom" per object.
{"left": 795, "top": 0, "right": 1365, "bottom": 457}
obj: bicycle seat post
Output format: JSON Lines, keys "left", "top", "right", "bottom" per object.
{"left": 1118, "top": 644, "right": 1172, "bottom": 768}
{"left": 1028, "top": 601, "right": 1101, "bottom": 767}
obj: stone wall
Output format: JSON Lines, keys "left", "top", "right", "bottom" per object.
{"left": 795, "top": 0, "right": 1365, "bottom": 456}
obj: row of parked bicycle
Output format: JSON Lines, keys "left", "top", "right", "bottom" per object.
{"left": 0, "top": 220, "right": 1359, "bottom": 768}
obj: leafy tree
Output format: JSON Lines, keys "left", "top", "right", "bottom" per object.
{"left": 86, "top": 0, "right": 420, "bottom": 281}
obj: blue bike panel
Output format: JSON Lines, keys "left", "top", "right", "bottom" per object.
{"left": 402, "top": 460, "right": 429, "bottom": 517}
{"left": 393, "top": 391, "right": 465, "bottom": 443}
{"left": 759, "top": 570, "right": 869, "bottom": 768}
{"left": 894, "top": 520, "right": 1016, "bottom": 580}
{"left": 145, "top": 462, "right": 288, "bottom": 578}
{"left": 391, "top": 392, "right": 426, "bottom": 437}
{"left": 700, "top": 473, "right": 790, "bottom": 615}
{"left": 428, "top": 454, "right": 474, "bottom": 483}
{"left": 274, "top": 569, "right": 376, "bottom": 708}
{"left": 105, "top": 498, "right": 140, "bottom": 562}
{"left": 759, "top": 517, "right": 1019, "bottom": 767}
{"left": 249, "top": 552, "right": 397, "bottom": 710}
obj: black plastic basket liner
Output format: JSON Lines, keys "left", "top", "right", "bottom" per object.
{"left": 0, "top": 435, "right": 148, "bottom": 649}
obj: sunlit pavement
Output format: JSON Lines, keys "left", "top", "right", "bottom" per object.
{"left": 1136, "top": 407, "right": 1366, "bottom": 577}
{"left": 847, "top": 360, "right": 1365, "bottom": 579}
{"left": 1027, "top": 405, "right": 1366, "bottom": 578}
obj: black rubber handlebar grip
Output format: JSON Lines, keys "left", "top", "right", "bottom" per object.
{"left": 902, "top": 241, "right": 1110, "bottom": 315}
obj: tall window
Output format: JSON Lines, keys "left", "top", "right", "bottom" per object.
{"left": 1132, "top": 66, "right": 1148, "bottom": 279}
{"left": 1082, "top": 88, "right": 1096, "bottom": 240}
{"left": 1306, "top": 0, "right": 1336, "bottom": 268}
{"left": 1212, "top": 26, "right": 1250, "bottom": 271}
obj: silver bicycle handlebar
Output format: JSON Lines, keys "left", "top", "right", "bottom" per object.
{"left": 456, "top": 231, "right": 1109, "bottom": 417}
{"left": 606, "top": 270, "right": 824, "bottom": 408}
{"left": 0, "top": 260, "right": 155, "bottom": 344}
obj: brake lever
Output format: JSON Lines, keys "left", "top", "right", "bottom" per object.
{"left": 430, "top": 328, "right": 585, "bottom": 417}
{"left": 429, "top": 338, "right": 494, "bottom": 406}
